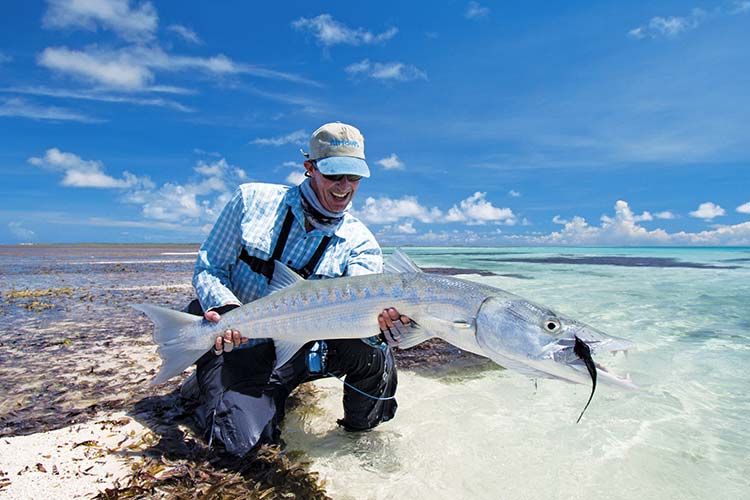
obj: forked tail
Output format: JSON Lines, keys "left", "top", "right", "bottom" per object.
{"left": 131, "top": 303, "right": 206, "bottom": 385}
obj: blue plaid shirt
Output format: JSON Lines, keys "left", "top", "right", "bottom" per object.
{"left": 193, "top": 182, "right": 383, "bottom": 312}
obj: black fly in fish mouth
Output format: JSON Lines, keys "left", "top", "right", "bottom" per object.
{"left": 573, "top": 336, "right": 597, "bottom": 423}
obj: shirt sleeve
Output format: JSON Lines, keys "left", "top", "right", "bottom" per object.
{"left": 192, "top": 188, "right": 245, "bottom": 311}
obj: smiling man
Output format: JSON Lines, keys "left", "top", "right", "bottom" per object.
{"left": 186, "top": 122, "right": 407, "bottom": 456}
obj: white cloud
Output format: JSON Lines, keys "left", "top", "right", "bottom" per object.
{"left": 28, "top": 148, "right": 151, "bottom": 188}
{"left": 38, "top": 46, "right": 154, "bottom": 89}
{"left": 0, "top": 97, "right": 100, "bottom": 122}
{"left": 516, "top": 200, "right": 750, "bottom": 246}
{"left": 377, "top": 154, "right": 404, "bottom": 170}
{"left": 465, "top": 2, "right": 490, "bottom": 20}
{"left": 251, "top": 130, "right": 307, "bottom": 146}
{"left": 123, "top": 158, "right": 244, "bottom": 223}
{"left": 629, "top": 8, "right": 708, "bottom": 39}
{"left": 37, "top": 45, "right": 311, "bottom": 91}
{"left": 536, "top": 201, "right": 672, "bottom": 245}
{"left": 732, "top": 1, "right": 750, "bottom": 14}
{"left": 286, "top": 171, "right": 306, "bottom": 185}
{"left": 654, "top": 211, "right": 676, "bottom": 219}
{"left": 0, "top": 51, "right": 11, "bottom": 64}
{"left": 509, "top": 190, "right": 521, "bottom": 198}
{"left": 43, "top": 0, "right": 158, "bottom": 42}
{"left": 445, "top": 192, "right": 516, "bottom": 225}
{"left": 737, "top": 202, "right": 750, "bottom": 214}
{"left": 345, "top": 59, "right": 427, "bottom": 82}
{"left": 689, "top": 202, "right": 726, "bottom": 220}
{"left": 292, "top": 14, "right": 397, "bottom": 47}
{"left": 8, "top": 222, "right": 36, "bottom": 241}
{"left": 3, "top": 85, "right": 192, "bottom": 112}
{"left": 395, "top": 221, "right": 417, "bottom": 234}
{"left": 167, "top": 24, "right": 202, "bottom": 44}
{"left": 355, "top": 196, "right": 443, "bottom": 224}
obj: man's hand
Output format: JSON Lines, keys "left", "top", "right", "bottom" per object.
{"left": 378, "top": 307, "right": 411, "bottom": 347}
{"left": 205, "top": 310, "right": 248, "bottom": 355}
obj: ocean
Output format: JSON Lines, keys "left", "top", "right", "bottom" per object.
{"left": 1, "top": 245, "right": 748, "bottom": 499}
{"left": 284, "top": 247, "right": 750, "bottom": 500}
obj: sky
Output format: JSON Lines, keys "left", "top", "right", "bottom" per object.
{"left": 1, "top": 0, "right": 749, "bottom": 246}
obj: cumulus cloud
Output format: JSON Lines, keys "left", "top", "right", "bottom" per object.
{"left": 509, "top": 190, "right": 521, "bottom": 198}
{"left": 737, "top": 202, "right": 750, "bottom": 214}
{"left": 0, "top": 97, "right": 100, "bottom": 122}
{"left": 251, "top": 130, "right": 307, "bottom": 146}
{"left": 43, "top": 0, "right": 158, "bottom": 42}
{"left": 517, "top": 200, "right": 750, "bottom": 246}
{"left": 123, "top": 158, "right": 244, "bottom": 223}
{"left": 377, "top": 154, "right": 404, "bottom": 170}
{"left": 445, "top": 192, "right": 516, "bottom": 225}
{"left": 355, "top": 196, "right": 443, "bottom": 225}
{"left": 285, "top": 171, "right": 306, "bottom": 185}
{"left": 8, "top": 222, "right": 36, "bottom": 241}
{"left": 654, "top": 211, "right": 676, "bottom": 219}
{"left": 28, "top": 148, "right": 151, "bottom": 188}
{"left": 689, "top": 202, "right": 726, "bottom": 220}
{"left": 395, "top": 221, "right": 417, "bottom": 234}
{"left": 167, "top": 24, "right": 202, "bottom": 44}
{"left": 292, "top": 14, "right": 397, "bottom": 47}
{"left": 355, "top": 192, "right": 515, "bottom": 227}
{"left": 345, "top": 59, "right": 427, "bottom": 82}
{"left": 465, "top": 2, "right": 490, "bottom": 20}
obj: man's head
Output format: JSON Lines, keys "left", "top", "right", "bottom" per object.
{"left": 304, "top": 122, "right": 369, "bottom": 213}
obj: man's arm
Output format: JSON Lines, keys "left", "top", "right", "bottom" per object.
{"left": 192, "top": 188, "right": 245, "bottom": 313}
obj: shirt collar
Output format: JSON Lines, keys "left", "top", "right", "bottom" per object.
{"left": 286, "top": 184, "right": 348, "bottom": 238}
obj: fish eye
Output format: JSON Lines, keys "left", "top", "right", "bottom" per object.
{"left": 543, "top": 318, "right": 561, "bottom": 333}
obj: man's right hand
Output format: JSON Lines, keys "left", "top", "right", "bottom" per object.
{"left": 205, "top": 309, "right": 247, "bottom": 355}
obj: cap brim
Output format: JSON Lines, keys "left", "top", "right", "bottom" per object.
{"left": 315, "top": 156, "right": 370, "bottom": 178}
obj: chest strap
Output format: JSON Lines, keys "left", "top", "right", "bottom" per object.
{"left": 239, "top": 207, "right": 332, "bottom": 282}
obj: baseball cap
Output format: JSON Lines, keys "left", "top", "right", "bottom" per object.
{"left": 306, "top": 122, "right": 370, "bottom": 178}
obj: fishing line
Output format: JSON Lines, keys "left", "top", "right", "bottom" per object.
{"left": 324, "top": 372, "right": 396, "bottom": 401}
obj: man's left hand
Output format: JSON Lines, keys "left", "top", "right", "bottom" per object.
{"left": 378, "top": 307, "right": 411, "bottom": 347}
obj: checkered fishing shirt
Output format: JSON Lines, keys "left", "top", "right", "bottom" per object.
{"left": 193, "top": 182, "right": 383, "bottom": 312}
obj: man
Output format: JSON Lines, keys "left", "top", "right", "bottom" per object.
{"left": 186, "top": 122, "right": 409, "bottom": 457}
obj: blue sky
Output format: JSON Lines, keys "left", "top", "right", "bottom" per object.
{"left": 1, "top": 0, "right": 749, "bottom": 246}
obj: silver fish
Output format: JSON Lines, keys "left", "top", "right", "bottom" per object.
{"left": 134, "top": 250, "right": 636, "bottom": 401}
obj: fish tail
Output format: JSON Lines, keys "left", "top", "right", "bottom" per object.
{"left": 131, "top": 303, "right": 204, "bottom": 385}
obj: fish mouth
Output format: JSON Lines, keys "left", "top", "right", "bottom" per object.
{"left": 557, "top": 337, "right": 637, "bottom": 389}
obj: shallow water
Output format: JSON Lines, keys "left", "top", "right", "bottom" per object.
{"left": 284, "top": 247, "right": 750, "bottom": 500}
{"left": 1, "top": 245, "right": 748, "bottom": 498}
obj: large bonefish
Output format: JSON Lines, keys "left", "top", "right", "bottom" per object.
{"left": 134, "top": 250, "right": 636, "bottom": 419}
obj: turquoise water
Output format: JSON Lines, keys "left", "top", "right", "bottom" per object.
{"left": 285, "top": 247, "right": 750, "bottom": 500}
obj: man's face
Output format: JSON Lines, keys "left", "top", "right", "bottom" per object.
{"left": 305, "top": 161, "right": 361, "bottom": 213}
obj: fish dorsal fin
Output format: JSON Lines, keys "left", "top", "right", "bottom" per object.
{"left": 384, "top": 249, "right": 422, "bottom": 274}
{"left": 268, "top": 260, "right": 305, "bottom": 294}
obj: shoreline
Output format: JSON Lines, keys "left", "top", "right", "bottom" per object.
{"left": 0, "top": 254, "right": 485, "bottom": 498}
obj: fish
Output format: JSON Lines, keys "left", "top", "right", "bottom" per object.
{"left": 133, "top": 249, "right": 636, "bottom": 418}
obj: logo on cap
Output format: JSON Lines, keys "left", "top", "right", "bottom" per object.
{"left": 329, "top": 139, "right": 359, "bottom": 148}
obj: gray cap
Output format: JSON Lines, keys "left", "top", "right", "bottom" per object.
{"left": 307, "top": 122, "right": 370, "bottom": 178}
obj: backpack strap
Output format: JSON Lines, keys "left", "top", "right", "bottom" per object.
{"left": 239, "top": 207, "right": 333, "bottom": 282}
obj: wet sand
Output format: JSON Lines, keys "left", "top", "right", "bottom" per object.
{"left": 0, "top": 245, "right": 484, "bottom": 499}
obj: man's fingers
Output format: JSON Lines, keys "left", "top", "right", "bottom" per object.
{"left": 213, "top": 329, "right": 242, "bottom": 355}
